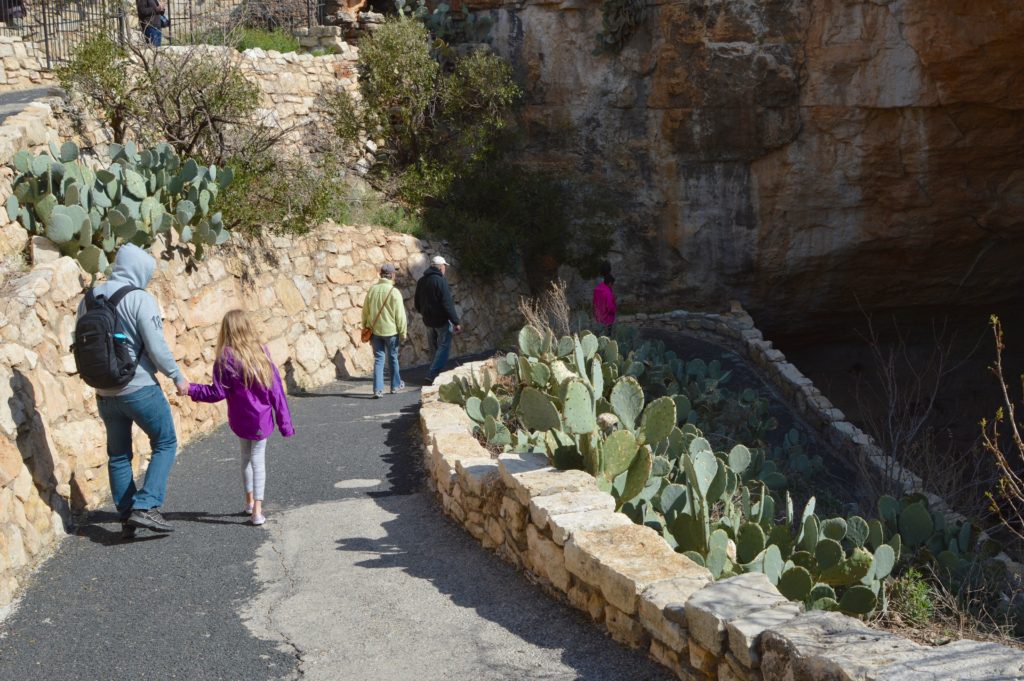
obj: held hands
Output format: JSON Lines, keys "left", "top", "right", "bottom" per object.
{"left": 454, "top": 324, "right": 463, "bottom": 334}
{"left": 175, "top": 380, "right": 189, "bottom": 397}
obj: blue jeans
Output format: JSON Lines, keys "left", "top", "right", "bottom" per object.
{"left": 427, "top": 322, "right": 453, "bottom": 381}
{"left": 371, "top": 334, "right": 402, "bottom": 394}
{"left": 97, "top": 384, "right": 178, "bottom": 514}
{"left": 144, "top": 26, "right": 162, "bottom": 46}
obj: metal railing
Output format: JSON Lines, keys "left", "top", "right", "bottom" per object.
{"left": 0, "top": 0, "right": 324, "bottom": 68}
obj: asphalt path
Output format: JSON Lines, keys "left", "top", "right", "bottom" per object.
{"left": 0, "top": 86, "right": 63, "bottom": 124}
{"left": 0, "top": 361, "right": 673, "bottom": 680}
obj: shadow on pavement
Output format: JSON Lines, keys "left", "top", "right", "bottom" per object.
{"left": 334, "top": 394, "right": 673, "bottom": 680}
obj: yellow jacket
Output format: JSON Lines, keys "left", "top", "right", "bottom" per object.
{"left": 362, "top": 278, "right": 407, "bottom": 339}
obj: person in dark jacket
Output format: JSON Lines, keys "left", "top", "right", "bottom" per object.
{"left": 0, "top": 0, "right": 26, "bottom": 28}
{"left": 414, "top": 256, "right": 462, "bottom": 385}
{"left": 137, "top": 0, "right": 166, "bottom": 45}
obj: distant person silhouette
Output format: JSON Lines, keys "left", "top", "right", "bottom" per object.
{"left": 593, "top": 261, "right": 617, "bottom": 336}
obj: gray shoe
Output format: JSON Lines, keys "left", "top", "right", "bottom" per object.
{"left": 373, "top": 391, "right": 383, "bottom": 399}
{"left": 127, "top": 508, "right": 174, "bottom": 533}
{"left": 390, "top": 382, "right": 406, "bottom": 394}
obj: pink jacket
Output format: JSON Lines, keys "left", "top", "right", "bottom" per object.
{"left": 593, "top": 282, "right": 617, "bottom": 326}
{"left": 189, "top": 348, "right": 295, "bottom": 441}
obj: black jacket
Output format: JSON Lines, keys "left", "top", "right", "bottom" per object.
{"left": 414, "top": 267, "right": 459, "bottom": 328}
{"left": 137, "top": 0, "right": 162, "bottom": 29}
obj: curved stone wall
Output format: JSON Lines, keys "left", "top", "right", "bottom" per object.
{"left": 420, "top": 358, "right": 1024, "bottom": 680}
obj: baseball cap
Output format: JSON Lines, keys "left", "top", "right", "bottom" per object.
{"left": 432, "top": 256, "right": 449, "bottom": 266}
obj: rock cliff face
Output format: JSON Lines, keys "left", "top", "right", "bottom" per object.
{"left": 481, "top": 0, "right": 1024, "bottom": 330}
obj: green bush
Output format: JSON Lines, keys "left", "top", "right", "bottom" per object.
{"left": 235, "top": 28, "right": 300, "bottom": 53}
{"left": 888, "top": 568, "right": 935, "bottom": 626}
{"left": 322, "top": 16, "right": 611, "bottom": 278}
{"left": 221, "top": 151, "right": 346, "bottom": 237}
{"left": 55, "top": 35, "right": 139, "bottom": 143}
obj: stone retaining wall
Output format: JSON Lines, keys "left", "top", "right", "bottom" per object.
{"left": 162, "top": 45, "right": 359, "bottom": 143}
{"left": 0, "top": 34, "right": 54, "bottom": 92}
{"left": 419, "top": 360, "right": 1024, "bottom": 680}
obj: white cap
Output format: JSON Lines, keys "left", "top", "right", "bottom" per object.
{"left": 432, "top": 256, "right": 449, "bottom": 266}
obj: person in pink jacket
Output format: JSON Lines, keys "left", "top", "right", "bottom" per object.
{"left": 593, "top": 261, "right": 617, "bottom": 335}
{"left": 188, "top": 310, "right": 294, "bottom": 526}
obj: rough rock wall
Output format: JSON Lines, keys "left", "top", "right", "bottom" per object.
{"left": 483, "top": 0, "right": 1024, "bottom": 330}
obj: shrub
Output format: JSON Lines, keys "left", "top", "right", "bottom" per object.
{"left": 234, "top": 28, "right": 300, "bottom": 52}
{"left": 60, "top": 36, "right": 316, "bottom": 237}
{"left": 322, "top": 17, "right": 612, "bottom": 280}
{"left": 55, "top": 35, "right": 140, "bottom": 143}
{"left": 888, "top": 568, "right": 935, "bottom": 626}
{"left": 220, "top": 151, "right": 345, "bottom": 237}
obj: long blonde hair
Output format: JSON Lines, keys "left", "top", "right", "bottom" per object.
{"left": 216, "top": 309, "right": 273, "bottom": 389}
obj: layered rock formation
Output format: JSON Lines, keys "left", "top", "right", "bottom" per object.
{"left": 482, "top": 0, "right": 1024, "bottom": 330}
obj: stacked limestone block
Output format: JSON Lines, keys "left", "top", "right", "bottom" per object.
{"left": 0, "top": 34, "right": 54, "bottom": 92}
{"left": 420, "top": 359, "right": 1024, "bottom": 681}
{"left": 161, "top": 45, "right": 359, "bottom": 144}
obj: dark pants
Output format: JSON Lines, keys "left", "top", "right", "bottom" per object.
{"left": 97, "top": 384, "right": 178, "bottom": 515}
{"left": 427, "top": 322, "right": 453, "bottom": 381}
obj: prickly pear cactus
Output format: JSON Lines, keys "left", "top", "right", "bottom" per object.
{"left": 8, "top": 140, "right": 233, "bottom": 276}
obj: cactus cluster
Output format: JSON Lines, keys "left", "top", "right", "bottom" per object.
{"left": 441, "top": 324, "right": 1010, "bottom": 620}
{"left": 7, "top": 141, "right": 233, "bottom": 275}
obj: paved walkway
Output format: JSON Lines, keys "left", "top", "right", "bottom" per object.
{"left": 0, "top": 362, "right": 672, "bottom": 680}
{"left": 0, "top": 86, "right": 63, "bottom": 124}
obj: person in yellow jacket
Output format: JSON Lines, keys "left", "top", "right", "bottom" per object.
{"left": 362, "top": 263, "right": 408, "bottom": 398}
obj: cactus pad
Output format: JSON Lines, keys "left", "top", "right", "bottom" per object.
{"left": 610, "top": 376, "right": 644, "bottom": 429}
{"left": 602, "top": 430, "right": 640, "bottom": 480}
{"left": 778, "top": 566, "right": 813, "bottom": 601}
{"left": 638, "top": 396, "right": 676, "bottom": 446}
{"left": 517, "top": 387, "right": 561, "bottom": 432}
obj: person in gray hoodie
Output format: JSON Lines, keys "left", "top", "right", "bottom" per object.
{"left": 76, "top": 243, "right": 188, "bottom": 537}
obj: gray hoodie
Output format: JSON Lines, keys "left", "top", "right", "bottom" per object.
{"left": 75, "top": 243, "right": 184, "bottom": 396}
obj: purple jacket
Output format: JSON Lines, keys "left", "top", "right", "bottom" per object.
{"left": 189, "top": 349, "right": 295, "bottom": 441}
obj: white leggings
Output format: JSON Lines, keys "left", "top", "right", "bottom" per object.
{"left": 240, "top": 438, "right": 268, "bottom": 501}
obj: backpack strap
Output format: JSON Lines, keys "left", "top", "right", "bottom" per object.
{"left": 105, "top": 285, "right": 140, "bottom": 309}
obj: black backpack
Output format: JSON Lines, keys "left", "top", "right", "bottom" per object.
{"left": 73, "top": 286, "right": 142, "bottom": 390}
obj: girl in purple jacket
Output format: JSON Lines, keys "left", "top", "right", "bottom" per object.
{"left": 189, "top": 310, "right": 295, "bottom": 526}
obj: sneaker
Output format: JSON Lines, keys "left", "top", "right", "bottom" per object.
{"left": 119, "top": 522, "right": 137, "bottom": 540}
{"left": 422, "top": 377, "right": 435, "bottom": 386}
{"left": 244, "top": 503, "right": 254, "bottom": 515}
{"left": 251, "top": 514, "right": 266, "bottom": 526}
{"left": 390, "top": 382, "right": 406, "bottom": 394}
{"left": 373, "top": 391, "right": 383, "bottom": 399}
{"left": 127, "top": 508, "right": 174, "bottom": 533}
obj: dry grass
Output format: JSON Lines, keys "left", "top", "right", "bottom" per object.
{"left": 871, "top": 565, "right": 1021, "bottom": 648}
{"left": 852, "top": 312, "right": 996, "bottom": 521}
{"left": 517, "top": 279, "right": 571, "bottom": 339}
